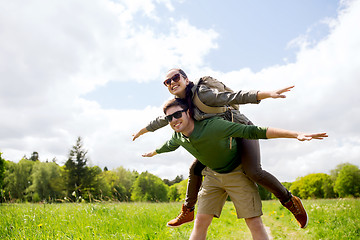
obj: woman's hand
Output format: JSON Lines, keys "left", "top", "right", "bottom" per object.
{"left": 257, "top": 86, "right": 295, "bottom": 100}
{"left": 142, "top": 151, "right": 158, "bottom": 157}
{"left": 132, "top": 127, "right": 149, "bottom": 141}
{"left": 269, "top": 85, "right": 295, "bottom": 98}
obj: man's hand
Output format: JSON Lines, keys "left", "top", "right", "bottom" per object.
{"left": 297, "top": 132, "right": 328, "bottom": 141}
{"left": 132, "top": 127, "right": 149, "bottom": 141}
{"left": 142, "top": 151, "right": 157, "bottom": 157}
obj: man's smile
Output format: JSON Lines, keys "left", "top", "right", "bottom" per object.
{"left": 173, "top": 122, "right": 182, "bottom": 128}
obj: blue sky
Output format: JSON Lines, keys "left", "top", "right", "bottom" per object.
{"left": 1, "top": 0, "right": 359, "bottom": 181}
{"left": 173, "top": 0, "right": 338, "bottom": 71}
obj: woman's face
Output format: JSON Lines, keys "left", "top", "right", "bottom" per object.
{"left": 164, "top": 70, "right": 189, "bottom": 98}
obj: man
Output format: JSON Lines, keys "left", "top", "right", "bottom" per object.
{"left": 143, "top": 98, "right": 327, "bottom": 240}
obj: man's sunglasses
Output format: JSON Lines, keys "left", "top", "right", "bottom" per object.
{"left": 163, "top": 73, "right": 181, "bottom": 87}
{"left": 165, "top": 109, "right": 187, "bottom": 122}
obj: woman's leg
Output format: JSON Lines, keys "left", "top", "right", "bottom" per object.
{"left": 185, "top": 159, "right": 205, "bottom": 208}
{"left": 167, "top": 159, "right": 205, "bottom": 227}
{"left": 237, "top": 137, "right": 292, "bottom": 202}
{"left": 238, "top": 122, "right": 308, "bottom": 228}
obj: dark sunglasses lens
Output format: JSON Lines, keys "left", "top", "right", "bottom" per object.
{"left": 166, "top": 110, "right": 185, "bottom": 122}
{"left": 164, "top": 74, "right": 180, "bottom": 86}
{"left": 173, "top": 111, "right": 183, "bottom": 119}
{"left": 172, "top": 74, "right": 180, "bottom": 82}
{"left": 164, "top": 79, "right": 171, "bottom": 86}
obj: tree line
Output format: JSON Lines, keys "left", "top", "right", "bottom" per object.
{"left": 258, "top": 162, "right": 360, "bottom": 200}
{"left": 0, "top": 137, "right": 359, "bottom": 203}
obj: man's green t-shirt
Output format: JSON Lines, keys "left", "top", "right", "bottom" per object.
{"left": 156, "top": 117, "right": 268, "bottom": 173}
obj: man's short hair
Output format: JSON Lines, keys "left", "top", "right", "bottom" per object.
{"left": 163, "top": 98, "right": 189, "bottom": 114}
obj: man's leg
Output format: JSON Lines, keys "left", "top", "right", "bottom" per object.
{"left": 167, "top": 159, "right": 205, "bottom": 227}
{"left": 189, "top": 213, "right": 213, "bottom": 240}
{"left": 245, "top": 217, "right": 269, "bottom": 240}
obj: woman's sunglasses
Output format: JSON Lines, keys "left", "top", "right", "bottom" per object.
{"left": 165, "top": 109, "right": 187, "bottom": 122}
{"left": 163, "top": 73, "right": 181, "bottom": 87}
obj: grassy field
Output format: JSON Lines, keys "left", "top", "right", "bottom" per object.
{"left": 1, "top": 198, "right": 359, "bottom": 239}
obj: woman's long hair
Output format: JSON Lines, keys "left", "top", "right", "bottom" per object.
{"left": 169, "top": 68, "right": 195, "bottom": 118}
{"left": 184, "top": 81, "right": 195, "bottom": 118}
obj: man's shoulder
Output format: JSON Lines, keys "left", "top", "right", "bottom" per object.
{"left": 196, "top": 116, "right": 223, "bottom": 123}
{"left": 196, "top": 116, "right": 228, "bottom": 127}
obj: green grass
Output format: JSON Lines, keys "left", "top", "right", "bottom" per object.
{"left": 262, "top": 198, "right": 360, "bottom": 240}
{"left": 1, "top": 199, "right": 359, "bottom": 239}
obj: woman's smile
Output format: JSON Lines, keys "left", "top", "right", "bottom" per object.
{"left": 171, "top": 84, "right": 180, "bottom": 91}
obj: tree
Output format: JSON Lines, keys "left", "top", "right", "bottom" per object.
{"left": 113, "top": 167, "right": 138, "bottom": 201}
{"left": 165, "top": 178, "right": 189, "bottom": 202}
{"left": 167, "top": 177, "right": 188, "bottom": 202}
{"left": 0, "top": 152, "right": 5, "bottom": 189}
{"left": 175, "top": 179, "right": 188, "bottom": 201}
{"left": 131, "top": 171, "right": 169, "bottom": 202}
{"left": 26, "top": 161, "right": 65, "bottom": 202}
{"left": 64, "top": 137, "right": 90, "bottom": 200}
{"left": 168, "top": 185, "right": 180, "bottom": 202}
{"left": 82, "top": 166, "right": 108, "bottom": 201}
{"left": 334, "top": 164, "right": 360, "bottom": 197}
{"left": 102, "top": 170, "right": 125, "bottom": 201}
{"left": 29, "top": 152, "right": 39, "bottom": 162}
{"left": 290, "top": 173, "right": 335, "bottom": 199}
{"left": 163, "top": 175, "right": 184, "bottom": 186}
{"left": 3, "top": 158, "right": 35, "bottom": 201}
{"left": 257, "top": 185, "right": 272, "bottom": 200}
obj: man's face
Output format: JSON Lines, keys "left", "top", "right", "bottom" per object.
{"left": 165, "top": 105, "right": 191, "bottom": 133}
{"left": 165, "top": 70, "right": 189, "bottom": 97}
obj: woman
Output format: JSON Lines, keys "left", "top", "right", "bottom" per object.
{"left": 132, "top": 68, "right": 307, "bottom": 229}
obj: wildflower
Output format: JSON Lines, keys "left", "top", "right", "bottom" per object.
{"left": 38, "top": 224, "right": 43, "bottom": 228}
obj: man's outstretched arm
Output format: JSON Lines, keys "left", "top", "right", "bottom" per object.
{"left": 266, "top": 127, "right": 328, "bottom": 141}
{"left": 142, "top": 138, "right": 180, "bottom": 157}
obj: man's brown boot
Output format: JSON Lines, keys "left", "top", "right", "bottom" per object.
{"left": 166, "top": 204, "right": 194, "bottom": 227}
{"left": 282, "top": 195, "right": 308, "bottom": 228}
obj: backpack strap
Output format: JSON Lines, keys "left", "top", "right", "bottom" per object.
{"left": 193, "top": 91, "right": 228, "bottom": 114}
{"left": 193, "top": 77, "right": 235, "bottom": 149}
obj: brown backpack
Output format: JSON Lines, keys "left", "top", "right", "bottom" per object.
{"left": 193, "top": 76, "right": 239, "bottom": 114}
